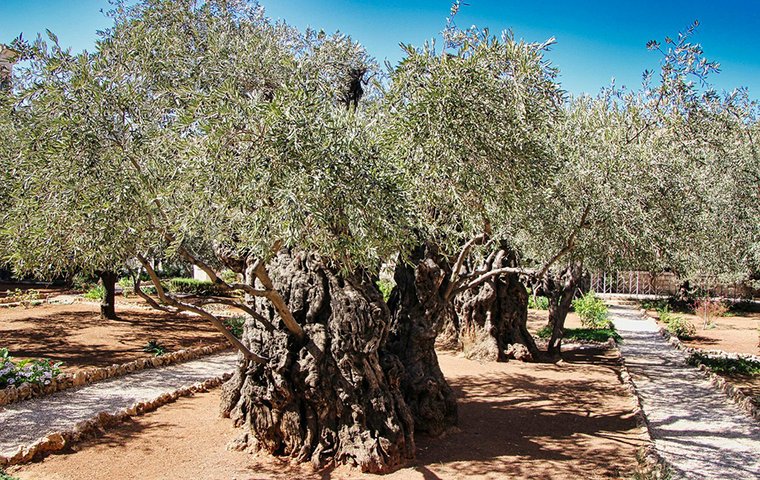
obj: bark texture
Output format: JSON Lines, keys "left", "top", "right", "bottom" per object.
{"left": 384, "top": 244, "right": 457, "bottom": 437}
{"left": 97, "top": 270, "right": 118, "bottom": 320}
{"left": 544, "top": 262, "right": 584, "bottom": 358}
{"left": 220, "top": 251, "right": 414, "bottom": 473}
{"left": 453, "top": 253, "right": 539, "bottom": 362}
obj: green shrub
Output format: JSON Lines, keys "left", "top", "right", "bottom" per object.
{"left": 168, "top": 278, "right": 224, "bottom": 296}
{"left": 71, "top": 272, "right": 99, "bottom": 292}
{"left": 639, "top": 298, "right": 668, "bottom": 311}
{"left": 0, "top": 348, "right": 63, "bottom": 389}
{"left": 572, "top": 292, "right": 610, "bottom": 329}
{"left": 143, "top": 340, "right": 167, "bottom": 357}
{"left": 0, "top": 468, "right": 21, "bottom": 480}
{"left": 564, "top": 328, "right": 621, "bottom": 343}
{"left": 536, "top": 325, "right": 552, "bottom": 338}
{"left": 528, "top": 295, "right": 549, "bottom": 310}
{"left": 657, "top": 306, "right": 696, "bottom": 339}
{"left": 688, "top": 352, "right": 760, "bottom": 376}
{"left": 224, "top": 317, "right": 246, "bottom": 338}
{"left": 84, "top": 285, "right": 105, "bottom": 300}
{"left": 220, "top": 269, "right": 239, "bottom": 284}
{"left": 376, "top": 279, "right": 394, "bottom": 303}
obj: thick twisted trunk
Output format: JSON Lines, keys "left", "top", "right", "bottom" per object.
{"left": 384, "top": 244, "right": 457, "bottom": 437}
{"left": 97, "top": 270, "right": 118, "bottom": 320}
{"left": 453, "top": 253, "right": 539, "bottom": 362}
{"left": 219, "top": 251, "right": 413, "bottom": 473}
{"left": 546, "top": 262, "right": 584, "bottom": 358}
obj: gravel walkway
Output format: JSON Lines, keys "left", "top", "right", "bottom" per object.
{"left": 612, "top": 305, "right": 760, "bottom": 479}
{"left": 0, "top": 352, "right": 237, "bottom": 457}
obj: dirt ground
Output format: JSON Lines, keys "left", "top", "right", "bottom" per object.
{"left": 9, "top": 350, "right": 645, "bottom": 480}
{"left": 0, "top": 300, "right": 227, "bottom": 371}
{"left": 0, "top": 282, "right": 78, "bottom": 303}
{"left": 644, "top": 308, "right": 760, "bottom": 356}
{"left": 527, "top": 309, "right": 584, "bottom": 334}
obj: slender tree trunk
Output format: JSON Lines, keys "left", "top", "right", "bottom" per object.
{"left": 546, "top": 262, "right": 583, "bottom": 358}
{"left": 220, "top": 250, "right": 414, "bottom": 473}
{"left": 453, "top": 251, "right": 540, "bottom": 362}
{"left": 97, "top": 270, "right": 119, "bottom": 320}
{"left": 384, "top": 244, "right": 457, "bottom": 437}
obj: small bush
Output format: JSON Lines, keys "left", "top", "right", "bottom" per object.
{"left": 0, "top": 468, "right": 21, "bottom": 480}
{"left": 0, "top": 348, "right": 62, "bottom": 389}
{"left": 376, "top": 279, "right": 394, "bottom": 303}
{"left": 572, "top": 292, "right": 610, "bottom": 329}
{"left": 71, "top": 272, "right": 99, "bottom": 292}
{"left": 528, "top": 295, "right": 549, "bottom": 310}
{"left": 168, "top": 278, "right": 224, "bottom": 296}
{"left": 3, "top": 288, "right": 41, "bottom": 307}
{"left": 658, "top": 307, "right": 696, "bottom": 339}
{"left": 220, "top": 269, "right": 239, "bottom": 284}
{"left": 84, "top": 285, "right": 105, "bottom": 300}
{"left": 224, "top": 317, "right": 246, "bottom": 338}
{"left": 639, "top": 298, "right": 668, "bottom": 311}
{"left": 535, "top": 325, "right": 620, "bottom": 343}
{"left": 143, "top": 340, "right": 167, "bottom": 357}
{"left": 688, "top": 352, "right": 760, "bottom": 376}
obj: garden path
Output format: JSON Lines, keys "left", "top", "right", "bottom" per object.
{"left": 612, "top": 304, "right": 760, "bottom": 479}
{"left": 0, "top": 352, "right": 237, "bottom": 457}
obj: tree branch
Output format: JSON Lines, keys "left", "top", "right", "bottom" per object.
{"left": 137, "top": 254, "right": 266, "bottom": 364}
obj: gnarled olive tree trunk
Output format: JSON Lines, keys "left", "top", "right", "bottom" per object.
{"left": 452, "top": 253, "right": 539, "bottom": 362}
{"left": 220, "top": 250, "right": 414, "bottom": 473}
{"left": 544, "top": 262, "right": 584, "bottom": 358}
{"left": 384, "top": 244, "right": 457, "bottom": 437}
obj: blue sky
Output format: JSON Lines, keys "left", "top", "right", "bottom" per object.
{"left": 1, "top": 0, "right": 758, "bottom": 97}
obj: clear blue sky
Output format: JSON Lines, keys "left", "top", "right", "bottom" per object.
{"left": 1, "top": 0, "right": 759, "bottom": 97}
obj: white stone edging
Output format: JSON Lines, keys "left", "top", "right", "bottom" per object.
{"left": 0, "top": 342, "right": 231, "bottom": 407}
{"left": 0, "top": 372, "right": 232, "bottom": 466}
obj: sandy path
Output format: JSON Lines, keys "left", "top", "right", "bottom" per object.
{"left": 613, "top": 305, "right": 760, "bottom": 479}
{"left": 0, "top": 352, "right": 237, "bottom": 456}
{"left": 11, "top": 350, "right": 644, "bottom": 479}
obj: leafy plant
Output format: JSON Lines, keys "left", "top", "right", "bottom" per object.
{"left": 3, "top": 288, "right": 41, "bottom": 307}
{"left": 84, "top": 284, "right": 105, "bottom": 300}
{"left": 0, "top": 348, "right": 63, "bottom": 389}
{"left": 168, "top": 278, "right": 224, "bottom": 297}
{"left": 528, "top": 295, "right": 549, "bottom": 310}
{"left": 688, "top": 352, "right": 760, "bottom": 376}
{"left": 572, "top": 292, "right": 610, "bottom": 329}
{"left": 535, "top": 326, "right": 620, "bottom": 343}
{"left": 0, "top": 468, "right": 21, "bottom": 480}
{"left": 224, "top": 317, "right": 246, "bottom": 339}
{"left": 658, "top": 307, "right": 696, "bottom": 339}
{"left": 220, "top": 269, "right": 239, "bottom": 284}
{"left": 376, "top": 279, "right": 394, "bottom": 303}
{"left": 143, "top": 340, "right": 167, "bottom": 357}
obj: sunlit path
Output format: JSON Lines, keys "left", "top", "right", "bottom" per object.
{"left": 613, "top": 305, "right": 760, "bottom": 479}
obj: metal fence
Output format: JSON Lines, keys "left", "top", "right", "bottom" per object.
{"left": 590, "top": 271, "right": 757, "bottom": 298}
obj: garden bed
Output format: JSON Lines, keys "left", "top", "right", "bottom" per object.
{"left": 0, "top": 300, "right": 229, "bottom": 372}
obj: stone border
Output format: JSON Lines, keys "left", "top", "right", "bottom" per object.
{"left": 0, "top": 342, "right": 231, "bottom": 407}
{"left": 617, "top": 353, "right": 674, "bottom": 479}
{"left": 0, "top": 372, "right": 232, "bottom": 467}
{"left": 655, "top": 323, "right": 760, "bottom": 422}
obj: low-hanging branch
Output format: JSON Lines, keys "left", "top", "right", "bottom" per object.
{"left": 136, "top": 254, "right": 267, "bottom": 364}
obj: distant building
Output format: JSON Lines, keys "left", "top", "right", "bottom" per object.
{"left": 0, "top": 46, "right": 19, "bottom": 91}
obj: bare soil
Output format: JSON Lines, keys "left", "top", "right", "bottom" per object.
{"left": 0, "top": 300, "right": 227, "bottom": 371}
{"left": 10, "top": 350, "right": 645, "bottom": 480}
{"left": 527, "top": 308, "right": 584, "bottom": 333}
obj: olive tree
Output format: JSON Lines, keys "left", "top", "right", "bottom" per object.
{"left": 380, "top": 21, "right": 568, "bottom": 433}
{"left": 1, "top": 0, "right": 416, "bottom": 471}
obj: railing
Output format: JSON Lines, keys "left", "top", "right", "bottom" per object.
{"left": 590, "top": 271, "right": 756, "bottom": 298}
